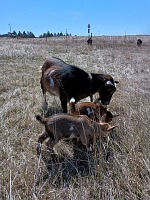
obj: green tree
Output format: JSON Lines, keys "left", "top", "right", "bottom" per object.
{"left": 18, "top": 31, "right": 23, "bottom": 37}
{"left": 23, "top": 31, "right": 27, "bottom": 38}
{"left": 12, "top": 30, "right": 17, "bottom": 37}
{"left": 27, "top": 31, "right": 35, "bottom": 38}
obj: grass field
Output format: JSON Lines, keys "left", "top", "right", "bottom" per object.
{"left": 0, "top": 36, "right": 150, "bottom": 199}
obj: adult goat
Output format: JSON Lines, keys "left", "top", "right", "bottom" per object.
{"left": 40, "top": 57, "right": 119, "bottom": 113}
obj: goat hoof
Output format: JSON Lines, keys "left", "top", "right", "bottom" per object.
{"left": 87, "top": 146, "right": 93, "bottom": 152}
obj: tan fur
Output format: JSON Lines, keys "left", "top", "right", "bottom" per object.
{"left": 41, "top": 65, "right": 61, "bottom": 96}
{"left": 40, "top": 57, "right": 67, "bottom": 113}
{"left": 36, "top": 113, "right": 116, "bottom": 155}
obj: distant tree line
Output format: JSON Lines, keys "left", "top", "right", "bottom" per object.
{"left": 38, "top": 31, "right": 71, "bottom": 38}
{"left": 0, "top": 30, "right": 35, "bottom": 38}
{"left": 0, "top": 30, "right": 71, "bottom": 38}
{"left": 39, "top": 31, "right": 66, "bottom": 38}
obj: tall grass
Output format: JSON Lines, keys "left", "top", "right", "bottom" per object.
{"left": 0, "top": 36, "right": 150, "bottom": 199}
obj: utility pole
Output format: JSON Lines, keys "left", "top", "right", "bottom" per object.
{"left": 66, "top": 29, "right": 68, "bottom": 41}
{"left": 8, "top": 23, "right": 11, "bottom": 33}
{"left": 88, "top": 24, "right": 90, "bottom": 37}
{"left": 124, "top": 30, "right": 127, "bottom": 43}
{"left": 8, "top": 23, "right": 11, "bottom": 37}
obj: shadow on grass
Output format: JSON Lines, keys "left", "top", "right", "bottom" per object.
{"left": 34, "top": 137, "right": 117, "bottom": 191}
{"left": 35, "top": 141, "right": 95, "bottom": 188}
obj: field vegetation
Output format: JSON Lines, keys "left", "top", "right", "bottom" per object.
{"left": 0, "top": 35, "right": 150, "bottom": 199}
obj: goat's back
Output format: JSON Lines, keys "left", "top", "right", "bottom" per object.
{"left": 36, "top": 113, "right": 93, "bottom": 138}
{"left": 60, "top": 65, "right": 91, "bottom": 101}
{"left": 38, "top": 113, "right": 91, "bottom": 124}
{"left": 41, "top": 56, "right": 68, "bottom": 73}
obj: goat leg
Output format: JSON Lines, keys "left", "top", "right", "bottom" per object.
{"left": 60, "top": 92, "right": 68, "bottom": 113}
{"left": 42, "top": 94, "right": 48, "bottom": 115}
{"left": 37, "top": 131, "right": 49, "bottom": 156}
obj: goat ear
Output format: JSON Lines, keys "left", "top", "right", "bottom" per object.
{"left": 107, "top": 125, "right": 117, "bottom": 132}
{"left": 100, "top": 114, "right": 106, "bottom": 123}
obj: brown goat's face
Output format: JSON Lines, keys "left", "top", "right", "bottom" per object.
{"left": 100, "top": 114, "right": 117, "bottom": 134}
{"left": 100, "top": 123, "right": 116, "bottom": 132}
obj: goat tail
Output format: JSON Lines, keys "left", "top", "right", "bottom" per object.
{"left": 36, "top": 115, "right": 47, "bottom": 125}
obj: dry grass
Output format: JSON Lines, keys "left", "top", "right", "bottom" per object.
{"left": 0, "top": 36, "right": 150, "bottom": 199}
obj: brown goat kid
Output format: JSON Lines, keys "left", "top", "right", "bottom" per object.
{"left": 69, "top": 98, "right": 117, "bottom": 123}
{"left": 36, "top": 113, "right": 116, "bottom": 155}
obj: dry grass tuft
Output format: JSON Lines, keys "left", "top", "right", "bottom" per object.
{"left": 0, "top": 36, "right": 150, "bottom": 199}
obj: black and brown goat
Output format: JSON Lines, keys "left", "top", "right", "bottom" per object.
{"left": 40, "top": 57, "right": 119, "bottom": 113}
{"left": 137, "top": 39, "right": 142, "bottom": 47}
{"left": 36, "top": 113, "right": 116, "bottom": 155}
{"left": 87, "top": 37, "right": 92, "bottom": 45}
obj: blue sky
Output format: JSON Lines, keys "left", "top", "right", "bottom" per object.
{"left": 0, "top": 0, "right": 150, "bottom": 36}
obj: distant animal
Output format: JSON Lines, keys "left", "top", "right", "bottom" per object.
{"left": 69, "top": 98, "right": 118, "bottom": 123}
{"left": 36, "top": 113, "right": 116, "bottom": 155}
{"left": 137, "top": 39, "right": 142, "bottom": 47}
{"left": 40, "top": 57, "right": 119, "bottom": 113}
{"left": 87, "top": 37, "right": 92, "bottom": 45}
